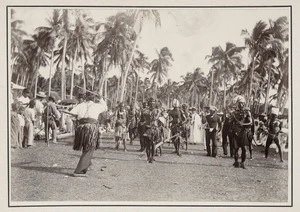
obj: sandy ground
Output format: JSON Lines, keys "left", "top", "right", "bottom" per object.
{"left": 10, "top": 133, "right": 289, "bottom": 204}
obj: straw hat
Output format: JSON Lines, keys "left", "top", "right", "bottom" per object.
{"left": 209, "top": 106, "right": 218, "bottom": 111}
{"left": 36, "top": 91, "right": 46, "bottom": 98}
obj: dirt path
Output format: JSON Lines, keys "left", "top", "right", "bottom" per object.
{"left": 10, "top": 134, "right": 289, "bottom": 204}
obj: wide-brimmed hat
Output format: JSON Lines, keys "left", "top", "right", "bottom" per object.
{"left": 234, "top": 95, "right": 246, "bottom": 103}
{"left": 36, "top": 91, "right": 46, "bottom": 98}
{"left": 209, "top": 106, "right": 218, "bottom": 111}
{"left": 190, "top": 107, "right": 197, "bottom": 111}
{"left": 48, "top": 95, "right": 56, "bottom": 102}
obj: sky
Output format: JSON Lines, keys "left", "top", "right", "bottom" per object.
{"left": 12, "top": 7, "right": 289, "bottom": 83}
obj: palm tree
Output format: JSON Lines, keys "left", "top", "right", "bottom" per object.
{"left": 206, "top": 43, "right": 244, "bottom": 109}
{"left": 148, "top": 47, "right": 173, "bottom": 98}
{"left": 60, "top": 9, "right": 71, "bottom": 100}
{"left": 35, "top": 9, "right": 62, "bottom": 98}
{"left": 69, "top": 10, "right": 95, "bottom": 98}
{"left": 23, "top": 31, "right": 50, "bottom": 97}
{"left": 269, "top": 16, "right": 289, "bottom": 112}
{"left": 94, "top": 12, "right": 135, "bottom": 101}
{"left": 119, "top": 9, "right": 161, "bottom": 102}
{"left": 181, "top": 68, "right": 208, "bottom": 107}
{"left": 10, "top": 9, "right": 27, "bottom": 83}
{"left": 131, "top": 50, "right": 149, "bottom": 104}
{"left": 242, "top": 20, "right": 274, "bottom": 107}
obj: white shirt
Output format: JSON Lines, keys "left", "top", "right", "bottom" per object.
{"left": 71, "top": 99, "right": 107, "bottom": 120}
{"left": 35, "top": 99, "right": 44, "bottom": 115}
{"left": 18, "top": 96, "right": 30, "bottom": 105}
{"left": 18, "top": 114, "right": 25, "bottom": 127}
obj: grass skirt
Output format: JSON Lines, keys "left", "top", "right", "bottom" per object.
{"left": 74, "top": 120, "right": 99, "bottom": 152}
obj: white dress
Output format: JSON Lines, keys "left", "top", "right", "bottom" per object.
{"left": 190, "top": 113, "right": 201, "bottom": 144}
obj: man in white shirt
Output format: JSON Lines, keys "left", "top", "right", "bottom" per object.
{"left": 70, "top": 92, "right": 107, "bottom": 177}
{"left": 17, "top": 89, "right": 31, "bottom": 106}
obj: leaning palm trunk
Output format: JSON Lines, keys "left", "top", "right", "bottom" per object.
{"left": 134, "top": 72, "right": 139, "bottom": 104}
{"left": 61, "top": 37, "right": 68, "bottom": 100}
{"left": 264, "top": 71, "right": 272, "bottom": 113}
{"left": 70, "top": 47, "right": 78, "bottom": 99}
{"left": 119, "top": 31, "right": 141, "bottom": 102}
{"left": 34, "top": 73, "right": 38, "bottom": 98}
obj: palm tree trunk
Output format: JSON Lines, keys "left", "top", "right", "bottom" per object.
{"left": 116, "top": 76, "right": 120, "bottom": 104}
{"left": 48, "top": 49, "right": 54, "bottom": 97}
{"left": 213, "top": 92, "right": 217, "bottom": 106}
{"left": 134, "top": 72, "right": 139, "bottom": 104}
{"left": 61, "top": 37, "right": 68, "bottom": 100}
{"left": 223, "top": 78, "right": 226, "bottom": 110}
{"left": 264, "top": 71, "right": 272, "bottom": 113}
{"left": 167, "top": 94, "right": 170, "bottom": 108}
{"left": 210, "top": 69, "right": 214, "bottom": 105}
{"left": 119, "top": 31, "right": 141, "bottom": 102}
{"left": 129, "top": 82, "right": 133, "bottom": 105}
{"left": 70, "top": 47, "right": 78, "bottom": 99}
{"left": 248, "top": 57, "right": 256, "bottom": 107}
{"left": 104, "top": 78, "right": 108, "bottom": 99}
{"left": 81, "top": 53, "right": 86, "bottom": 92}
{"left": 34, "top": 73, "right": 38, "bottom": 98}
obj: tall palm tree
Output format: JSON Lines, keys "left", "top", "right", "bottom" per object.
{"left": 119, "top": 9, "right": 161, "bottom": 102}
{"left": 10, "top": 9, "right": 27, "bottom": 83}
{"left": 148, "top": 47, "right": 173, "bottom": 98}
{"left": 94, "top": 12, "right": 135, "bottom": 101}
{"left": 35, "top": 9, "right": 62, "bottom": 98}
{"left": 60, "top": 9, "right": 71, "bottom": 100}
{"left": 69, "top": 10, "right": 95, "bottom": 98}
{"left": 206, "top": 43, "right": 244, "bottom": 109}
{"left": 132, "top": 50, "right": 149, "bottom": 104}
{"left": 23, "top": 31, "right": 49, "bottom": 97}
{"left": 242, "top": 20, "right": 274, "bottom": 107}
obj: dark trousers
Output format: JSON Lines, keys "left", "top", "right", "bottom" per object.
{"left": 222, "top": 129, "right": 234, "bottom": 156}
{"left": 206, "top": 129, "right": 218, "bottom": 157}
{"left": 74, "top": 148, "right": 94, "bottom": 174}
{"left": 265, "top": 135, "right": 283, "bottom": 161}
{"left": 139, "top": 133, "right": 145, "bottom": 150}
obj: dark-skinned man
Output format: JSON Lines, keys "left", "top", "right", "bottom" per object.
{"left": 230, "top": 96, "right": 252, "bottom": 169}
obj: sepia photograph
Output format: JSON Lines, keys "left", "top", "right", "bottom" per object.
{"left": 4, "top": 1, "right": 294, "bottom": 209}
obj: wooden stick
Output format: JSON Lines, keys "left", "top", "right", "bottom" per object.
{"left": 59, "top": 109, "right": 78, "bottom": 118}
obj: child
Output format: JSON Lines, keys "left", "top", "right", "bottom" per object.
{"left": 115, "top": 103, "right": 127, "bottom": 151}
{"left": 18, "top": 106, "right": 25, "bottom": 148}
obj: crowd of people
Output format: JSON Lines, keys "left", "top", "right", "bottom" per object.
{"left": 10, "top": 88, "right": 289, "bottom": 177}
{"left": 10, "top": 89, "right": 61, "bottom": 148}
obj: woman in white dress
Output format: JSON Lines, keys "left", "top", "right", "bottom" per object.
{"left": 199, "top": 110, "right": 207, "bottom": 150}
{"left": 190, "top": 107, "right": 201, "bottom": 144}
